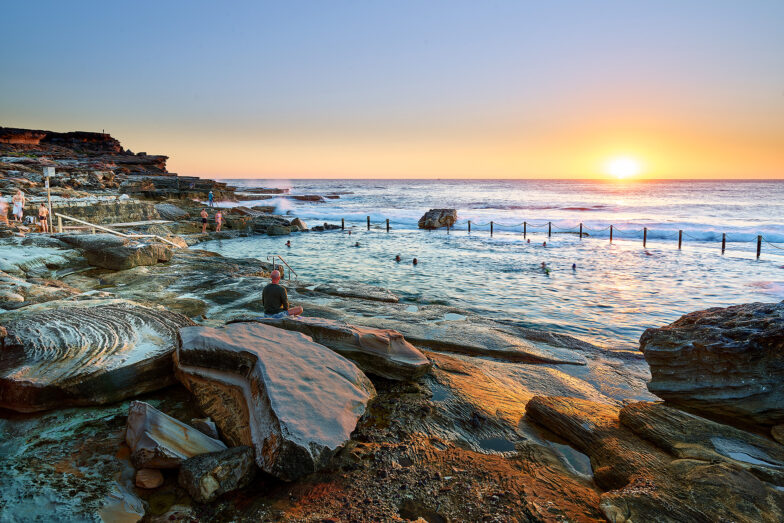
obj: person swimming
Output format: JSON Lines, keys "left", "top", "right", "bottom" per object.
{"left": 572, "top": 263, "right": 577, "bottom": 270}
{"left": 527, "top": 239, "right": 531, "bottom": 244}
{"left": 286, "top": 240, "right": 291, "bottom": 248}
{"left": 542, "top": 241, "right": 547, "bottom": 247}
{"left": 395, "top": 254, "right": 401, "bottom": 262}
{"left": 413, "top": 258, "right": 418, "bottom": 266}
{"left": 354, "top": 241, "right": 360, "bottom": 247}
{"left": 541, "top": 262, "right": 551, "bottom": 275}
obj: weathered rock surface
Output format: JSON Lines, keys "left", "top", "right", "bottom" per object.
{"left": 135, "top": 468, "right": 164, "bottom": 489}
{"left": 252, "top": 316, "right": 431, "bottom": 381}
{"left": 290, "top": 217, "right": 308, "bottom": 231}
{"left": 526, "top": 396, "right": 784, "bottom": 522}
{"left": 418, "top": 208, "right": 457, "bottom": 229}
{"left": 191, "top": 417, "right": 220, "bottom": 439}
{"left": 175, "top": 322, "right": 376, "bottom": 480}
{"left": 56, "top": 232, "right": 174, "bottom": 270}
{"left": 773, "top": 425, "right": 784, "bottom": 445}
{"left": 0, "top": 299, "right": 194, "bottom": 412}
{"left": 154, "top": 202, "right": 190, "bottom": 220}
{"left": 641, "top": 301, "right": 784, "bottom": 427}
{"left": 178, "top": 446, "right": 256, "bottom": 503}
{"left": 312, "top": 281, "right": 399, "bottom": 303}
{"left": 125, "top": 400, "right": 227, "bottom": 469}
{"left": 266, "top": 224, "right": 291, "bottom": 236}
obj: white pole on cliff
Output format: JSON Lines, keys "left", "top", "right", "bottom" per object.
{"left": 44, "top": 166, "right": 54, "bottom": 232}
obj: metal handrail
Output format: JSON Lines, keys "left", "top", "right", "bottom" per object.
{"left": 267, "top": 254, "right": 298, "bottom": 282}
{"left": 54, "top": 212, "right": 184, "bottom": 249}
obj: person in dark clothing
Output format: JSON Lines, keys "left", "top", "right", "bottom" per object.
{"left": 261, "top": 270, "right": 303, "bottom": 318}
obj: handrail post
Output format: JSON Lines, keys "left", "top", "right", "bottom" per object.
{"left": 757, "top": 235, "right": 762, "bottom": 258}
{"left": 548, "top": 222, "right": 551, "bottom": 238}
{"left": 490, "top": 221, "right": 494, "bottom": 237}
{"left": 722, "top": 233, "right": 726, "bottom": 254}
{"left": 678, "top": 230, "right": 682, "bottom": 250}
{"left": 643, "top": 227, "right": 647, "bottom": 248}
{"left": 468, "top": 220, "right": 471, "bottom": 233}
{"left": 366, "top": 216, "right": 370, "bottom": 230}
{"left": 57, "top": 216, "right": 63, "bottom": 233}
{"left": 523, "top": 221, "right": 526, "bottom": 238}
{"left": 610, "top": 225, "right": 613, "bottom": 243}
{"left": 386, "top": 218, "right": 390, "bottom": 232}
{"left": 579, "top": 223, "right": 583, "bottom": 239}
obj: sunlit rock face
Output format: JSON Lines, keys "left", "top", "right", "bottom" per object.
{"left": 125, "top": 400, "right": 227, "bottom": 469}
{"left": 417, "top": 208, "right": 457, "bottom": 229}
{"left": 0, "top": 299, "right": 194, "bottom": 412}
{"left": 526, "top": 396, "right": 784, "bottom": 522}
{"left": 641, "top": 301, "right": 784, "bottom": 427}
{"left": 251, "top": 316, "right": 431, "bottom": 381}
{"left": 175, "top": 322, "right": 376, "bottom": 481}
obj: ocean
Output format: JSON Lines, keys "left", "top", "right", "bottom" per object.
{"left": 200, "top": 179, "right": 784, "bottom": 348}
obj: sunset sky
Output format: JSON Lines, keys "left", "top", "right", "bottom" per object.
{"left": 2, "top": 1, "right": 783, "bottom": 179}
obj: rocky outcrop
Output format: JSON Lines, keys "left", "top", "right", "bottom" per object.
{"left": 313, "top": 282, "right": 399, "bottom": 303}
{"left": 640, "top": 301, "right": 784, "bottom": 427}
{"left": 119, "top": 175, "right": 235, "bottom": 201}
{"left": 57, "top": 233, "right": 173, "bottom": 270}
{"left": 418, "top": 209, "right": 457, "bottom": 229}
{"left": 252, "top": 317, "right": 431, "bottom": 381}
{"left": 252, "top": 214, "right": 291, "bottom": 234}
{"left": 0, "top": 299, "right": 194, "bottom": 412}
{"left": 154, "top": 202, "right": 190, "bottom": 221}
{"left": 125, "top": 400, "right": 227, "bottom": 469}
{"left": 526, "top": 396, "right": 784, "bottom": 522}
{"left": 175, "top": 322, "right": 376, "bottom": 480}
{"left": 290, "top": 217, "right": 308, "bottom": 231}
{"left": 178, "top": 446, "right": 256, "bottom": 503}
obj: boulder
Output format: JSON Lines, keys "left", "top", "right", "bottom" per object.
{"left": 178, "top": 446, "right": 256, "bottom": 503}
{"left": 526, "top": 396, "right": 784, "bottom": 522}
{"left": 640, "top": 301, "right": 784, "bottom": 427}
{"left": 125, "top": 400, "right": 227, "bottom": 469}
{"left": 252, "top": 215, "right": 290, "bottom": 234}
{"left": 266, "top": 225, "right": 291, "bottom": 236}
{"left": 56, "top": 233, "right": 173, "bottom": 270}
{"left": 175, "top": 322, "right": 376, "bottom": 480}
{"left": 253, "top": 316, "right": 431, "bottom": 381}
{"left": 154, "top": 203, "right": 190, "bottom": 221}
{"left": 418, "top": 209, "right": 457, "bottom": 230}
{"left": 135, "top": 468, "right": 164, "bottom": 489}
{"left": 290, "top": 217, "right": 308, "bottom": 231}
{"left": 0, "top": 299, "right": 194, "bottom": 412}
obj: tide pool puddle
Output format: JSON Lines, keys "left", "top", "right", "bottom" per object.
{"left": 405, "top": 305, "right": 418, "bottom": 313}
{"left": 477, "top": 437, "right": 516, "bottom": 452}
{"left": 711, "top": 437, "right": 783, "bottom": 468}
{"left": 443, "top": 313, "right": 466, "bottom": 321}
{"left": 547, "top": 441, "right": 593, "bottom": 477}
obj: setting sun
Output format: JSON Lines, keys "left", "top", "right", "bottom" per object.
{"left": 604, "top": 156, "right": 642, "bottom": 179}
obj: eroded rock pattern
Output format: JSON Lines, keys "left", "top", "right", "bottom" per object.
{"left": 250, "top": 316, "right": 431, "bottom": 381}
{"left": 178, "top": 446, "right": 256, "bottom": 503}
{"left": 641, "top": 300, "right": 784, "bottom": 427}
{"left": 418, "top": 208, "right": 457, "bottom": 229}
{"left": 0, "top": 299, "right": 194, "bottom": 412}
{"left": 175, "top": 322, "right": 376, "bottom": 480}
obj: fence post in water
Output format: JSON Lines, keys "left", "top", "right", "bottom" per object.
{"left": 366, "top": 216, "right": 370, "bottom": 230}
{"left": 609, "top": 225, "right": 613, "bottom": 243}
{"left": 523, "top": 221, "right": 526, "bottom": 238}
{"left": 490, "top": 221, "right": 494, "bottom": 237}
{"left": 678, "top": 230, "right": 683, "bottom": 250}
{"left": 643, "top": 227, "right": 647, "bottom": 247}
{"left": 468, "top": 220, "right": 471, "bottom": 233}
{"left": 548, "top": 222, "right": 552, "bottom": 237}
{"left": 722, "top": 233, "right": 726, "bottom": 254}
{"left": 579, "top": 223, "right": 583, "bottom": 239}
{"left": 757, "top": 235, "right": 762, "bottom": 258}
{"left": 341, "top": 218, "right": 344, "bottom": 230}
{"left": 386, "top": 218, "right": 390, "bottom": 232}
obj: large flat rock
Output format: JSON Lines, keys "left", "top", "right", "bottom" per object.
{"left": 175, "top": 322, "right": 376, "bottom": 480}
{"left": 312, "top": 282, "right": 399, "bottom": 303}
{"left": 251, "top": 316, "right": 431, "bottom": 381}
{"left": 640, "top": 301, "right": 784, "bottom": 427}
{"left": 0, "top": 299, "right": 194, "bottom": 412}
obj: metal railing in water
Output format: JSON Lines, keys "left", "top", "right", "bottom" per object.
{"left": 267, "top": 254, "right": 298, "bottom": 282}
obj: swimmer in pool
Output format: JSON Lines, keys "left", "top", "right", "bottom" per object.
{"left": 572, "top": 263, "right": 576, "bottom": 270}
{"left": 542, "top": 241, "right": 547, "bottom": 247}
{"left": 395, "top": 254, "right": 401, "bottom": 262}
{"left": 286, "top": 240, "right": 291, "bottom": 248}
{"left": 541, "top": 262, "right": 551, "bottom": 275}
{"left": 413, "top": 258, "right": 418, "bottom": 266}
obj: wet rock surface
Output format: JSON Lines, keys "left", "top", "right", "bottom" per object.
{"left": 176, "top": 322, "right": 377, "bottom": 481}
{"left": 526, "top": 396, "right": 784, "bottom": 522}
{"left": 641, "top": 300, "right": 784, "bottom": 427}
{"left": 178, "top": 446, "right": 256, "bottom": 503}
{"left": 0, "top": 299, "right": 194, "bottom": 412}
{"left": 251, "top": 316, "right": 432, "bottom": 381}
{"left": 312, "top": 281, "right": 400, "bottom": 303}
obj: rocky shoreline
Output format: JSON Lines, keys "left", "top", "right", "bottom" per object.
{"left": 2, "top": 128, "right": 783, "bottom": 522}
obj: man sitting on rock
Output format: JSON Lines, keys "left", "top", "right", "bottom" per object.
{"left": 262, "top": 270, "right": 303, "bottom": 318}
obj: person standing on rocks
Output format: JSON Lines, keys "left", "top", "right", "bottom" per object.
{"left": 200, "top": 208, "right": 209, "bottom": 233}
{"left": 215, "top": 210, "right": 223, "bottom": 232}
{"left": 38, "top": 203, "right": 49, "bottom": 233}
{"left": 262, "top": 270, "right": 303, "bottom": 318}
{"left": 208, "top": 190, "right": 214, "bottom": 207}
{"left": 12, "top": 190, "right": 25, "bottom": 223}
{"left": 0, "top": 195, "right": 8, "bottom": 226}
